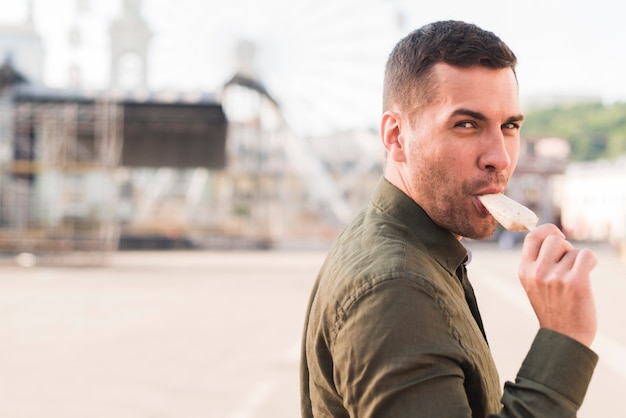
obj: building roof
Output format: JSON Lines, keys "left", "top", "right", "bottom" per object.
{"left": 0, "top": 59, "right": 27, "bottom": 90}
{"left": 10, "top": 83, "right": 220, "bottom": 106}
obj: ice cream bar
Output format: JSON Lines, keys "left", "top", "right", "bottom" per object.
{"left": 478, "top": 193, "right": 538, "bottom": 231}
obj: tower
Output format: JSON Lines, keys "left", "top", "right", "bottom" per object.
{"left": 0, "top": 0, "right": 44, "bottom": 85}
{"left": 109, "top": 0, "right": 151, "bottom": 90}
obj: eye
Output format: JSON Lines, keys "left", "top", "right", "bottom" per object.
{"left": 455, "top": 121, "right": 476, "bottom": 129}
{"left": 501, "top": 122, "right": 520, "bottom": 130}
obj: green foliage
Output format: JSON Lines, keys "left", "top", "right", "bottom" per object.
{"left": 522, "top": 102, "right": 626, "bottom": 161}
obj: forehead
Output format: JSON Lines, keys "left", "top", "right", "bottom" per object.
{"left": 429, "top": 63, "right": 521, "bottom": 118}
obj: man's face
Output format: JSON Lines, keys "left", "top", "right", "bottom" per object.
{"left": 398, "top": 63, "right": 523, "bottom": 239}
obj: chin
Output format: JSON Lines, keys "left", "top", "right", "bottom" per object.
{"left": 460, "top": 222, "right": 498, "bottom": 241}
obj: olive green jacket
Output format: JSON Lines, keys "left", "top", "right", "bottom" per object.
{"left": 300, "top": 177, "right": 597, "bottom": 417}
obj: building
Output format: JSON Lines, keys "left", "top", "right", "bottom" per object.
{"left": 109, "top": 0, "right": 151, "bottom": 90}
{"left": 0, "top": 1, "right": 44, "bottom": 85}
{"left": 508, "top": 135, "right": 626, "bottom": 260}
{"left": 560, "top": 157, "right": 626, "bottom": 250}
{"left": 0, "top": 66, "right": 228, "bottom": 260}
{"left": 0, "top": 1, "right": 384, "bottom": 259}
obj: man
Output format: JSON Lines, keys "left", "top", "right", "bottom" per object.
{"left": 300, "top": 20, "right": 598, "bottom": 417}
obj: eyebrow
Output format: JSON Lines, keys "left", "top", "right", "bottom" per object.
{"left": 451, "top": 108, "right": 525, "bottom": 124}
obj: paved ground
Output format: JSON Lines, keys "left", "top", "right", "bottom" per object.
{"left": 0, "top": 242, "right": 624, "bottom": 417}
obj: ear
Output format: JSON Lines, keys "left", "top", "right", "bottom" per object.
{"left": 381, "top": 111, "right": 406, "bottom": 162}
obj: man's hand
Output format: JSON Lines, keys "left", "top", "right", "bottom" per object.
{"left": 519, "top": 224, "right": 598, "bottom": 347}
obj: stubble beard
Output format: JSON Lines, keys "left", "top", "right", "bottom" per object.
{"left": 418, "top": 172, "right": 501, "bottom": 240}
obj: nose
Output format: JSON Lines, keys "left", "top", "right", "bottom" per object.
{"left": 479, "top": 130, "right": 512, "bottom": 172}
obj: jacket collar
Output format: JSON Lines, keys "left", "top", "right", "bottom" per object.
{"left": 371, "top": 177, "right": 469, "bottom": 275}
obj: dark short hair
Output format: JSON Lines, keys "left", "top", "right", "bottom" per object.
{"left": 383, "top": 20, "right": 517, "bottom": 112}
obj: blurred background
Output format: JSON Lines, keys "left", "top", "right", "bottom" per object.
{"left": 0, "top": 0, "right": 625, "bottom": 258}
{"left": 0, "top": 1, "right": 625, "bottom": 417}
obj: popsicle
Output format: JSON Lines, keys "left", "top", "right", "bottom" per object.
{"left": 478, "top": 193, "right": 538, "bottom": 231}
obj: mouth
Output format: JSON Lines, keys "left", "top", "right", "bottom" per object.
{"left": 471, "top": 181, "right": 506, "bottom": 216}
{"left": 474, "top": 187, "right": 504, "bottom": 216}
{"left": 474, "top": 196, "right": 491, "bottom": 217}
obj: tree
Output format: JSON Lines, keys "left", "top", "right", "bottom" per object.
{"left": 522, "top": 102, "right": 626, "bottom": 161}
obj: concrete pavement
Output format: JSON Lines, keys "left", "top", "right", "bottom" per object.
{"left": 0, "top": 243, "right": 623, "bottom": 417}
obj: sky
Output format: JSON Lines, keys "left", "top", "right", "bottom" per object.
{"left": 1, "top": 0, "right": 625, "bottom": 136}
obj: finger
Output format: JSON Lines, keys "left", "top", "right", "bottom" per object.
{"left": 536, "top": 234, "right": 575, "bottom": 265}
{"left": 521, "top": 223, "right": 565, "bottom": 263}
{"left": 572, "top": 248, "right": 598, "bottom": 276}
{"left": 520, "top": 233, "right": 574, "bottom": 287}
{"left": 550, "top": 248, "right": 580, "bottom": 278}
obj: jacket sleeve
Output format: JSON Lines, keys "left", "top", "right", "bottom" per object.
{"left": 331, "top": 278, "right": 597, "bottom": 417}
{"left": 494, "top": 328, "right": 598, "bottom": 418}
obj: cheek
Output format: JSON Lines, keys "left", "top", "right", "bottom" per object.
{"left": 436, "top": 145, "right": 473, "bottom": 176}
{"left": 413, "top": 147, "right": 459, "bottom": 186}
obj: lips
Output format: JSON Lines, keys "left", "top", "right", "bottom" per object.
{"left": 476, "top": 186, "right": 505, "bottom": 196}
